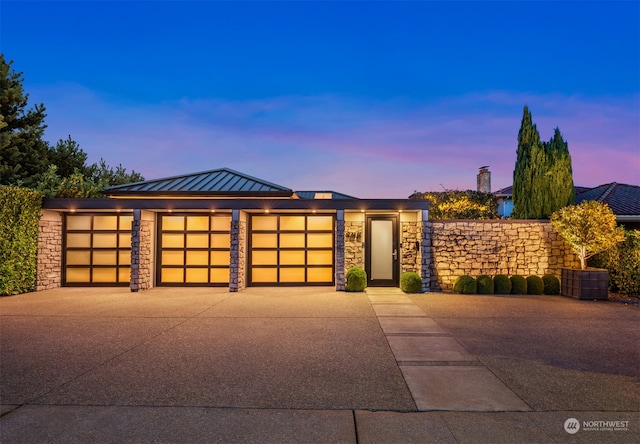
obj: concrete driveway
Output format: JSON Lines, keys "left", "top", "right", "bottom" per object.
{"left": 1, "top": 287, "right": 638, "bottom": 443}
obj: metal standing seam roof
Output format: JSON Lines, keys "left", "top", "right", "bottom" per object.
{"left": 105, "top": 168, "right": 294, "bottom": 197}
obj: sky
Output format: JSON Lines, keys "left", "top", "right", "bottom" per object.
{"left": 1, "top": 0, "right": 638, "bottom": 198}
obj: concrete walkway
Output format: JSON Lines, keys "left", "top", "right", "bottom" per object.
{"left": 1, "top": 287, "right": 638, "bottom": 443}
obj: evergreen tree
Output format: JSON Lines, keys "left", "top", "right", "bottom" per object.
{"left": 512, "top": 107, "right": 574, "bottom": 219}
{"left": 0, "top": 55, "right": 50, "bottom": 187}
{"left": 48, "top": 135, "right": 89, "bottom": 178}
{"left": 512, "top": 106, "right": 545, "bottom": 218}
{"left": 544, "top": 128, "right": 575, "bottom": 215}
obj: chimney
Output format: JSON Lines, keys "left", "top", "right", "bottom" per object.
{"left": 477, "top": 166, "right": 491, "bottom": 193}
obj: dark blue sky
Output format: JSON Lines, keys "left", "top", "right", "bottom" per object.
{"left": 2, "top": 1, "right": 638, "bottom": 197}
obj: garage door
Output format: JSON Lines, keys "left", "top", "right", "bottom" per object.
{"left": 64, "top": 213, "right": 133, "bottom": 285}
{"left": 158, "top": 213, "right": 231, "bottom": 285}
{"left": 250, "top": 214, "right": 334, "bottom": 285}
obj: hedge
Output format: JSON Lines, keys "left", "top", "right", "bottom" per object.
{"left": 591, "top": 230, "right": 640, "bottom": 297}
{"left": 542, "top": 274, "right": 560, "bottom": 295}
{"left": 510, "top": 275, "right": 527, "bottom": 295}
{"left": 0, "top": 186, "right": 43, "bottom": 295}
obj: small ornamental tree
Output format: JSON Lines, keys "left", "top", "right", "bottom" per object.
{"left": 550, "top": 201, "right": 625, "bottom": 270}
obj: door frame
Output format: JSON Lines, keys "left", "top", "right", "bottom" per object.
{"left": 365, "top": 213, "right": 399, "bottom": 287}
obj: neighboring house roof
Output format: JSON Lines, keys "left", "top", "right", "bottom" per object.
{"left": 575, "top": 183, "right": 640, "bottom": 216}
{"left": 494, "top": 182, "right": 640, "bottom": 217}
{"left": 294, "top": 191, "right": 358, "bottom": 200}
{"left": 105, "top": 167, "right": 293, "bottom": 197}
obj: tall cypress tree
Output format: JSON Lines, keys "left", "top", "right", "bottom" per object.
{"left": 512, "top": 106, "right": 545, "bottom": 219}
{"left": 0, "top": 55, "right": 49, "bottom": 187}
{"left": 512, "top": 107, "right": 575, "bottom": 219}
{"left": 544, "top": 127, "right": 575, "bottom": 216}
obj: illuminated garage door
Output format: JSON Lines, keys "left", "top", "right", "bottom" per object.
{"left": 250, "top": 214, "right": 334, "bottom": 285}
{"left": 158, "top": 214, "right": 231, "bottom": 285}
{"left": 64, "top": 213, "right": 133, "bottom": 285}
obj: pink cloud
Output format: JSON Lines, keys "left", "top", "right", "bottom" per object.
{"left": 31, "top": 83, "right": 639, "bottom": 198}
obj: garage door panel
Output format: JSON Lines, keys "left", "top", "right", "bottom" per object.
{"left": 158, "top": 214, "right": 231, "bottom": 286}
{"left": 250, "top": 214, "right": 334, "bottom": 285}
{"left": 63, "top": 214, "right": 132, "bottom": 286}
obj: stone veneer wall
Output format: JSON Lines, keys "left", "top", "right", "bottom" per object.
{"left": 131, "top": 214, "right": 153, "bottom": 292}
{"left": 37, "top": 212, "right": 62, "bottom": 291}
{"left": 428, "top": 220, "right": 580, "bottom": 291}
{"left": 230, "top": 219, "right": 246, "bottom": 292}
{"left": 401, "top": 222, "right": 421, "bottom": 274}
{"left": 335, "top": 218, "right": 345, "bottom": 291}
{"left": 344, "top": 221, "right": 364, "bottom": 270}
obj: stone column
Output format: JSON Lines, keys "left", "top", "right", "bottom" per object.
{"left": 130, "top": 210, "right": 153, "bottom": 292}
{"left": 420, "top": 211, "right": 432, "bottom": 292}
{"left": 36, "top": 210, "right": 63, "bottom": 291}
{"left": 335, "top": 210, "right": 345, "bottom": 291}
{"left": 230, "top": 209, "right": 246, "bottom": 292}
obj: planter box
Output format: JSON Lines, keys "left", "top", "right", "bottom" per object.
{"left": 561, "top": 268, "right": 609, "bottom": 300}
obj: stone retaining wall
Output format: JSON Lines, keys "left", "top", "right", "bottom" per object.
{"left": 428, "top": 220, "right": 579, "bottom": 291}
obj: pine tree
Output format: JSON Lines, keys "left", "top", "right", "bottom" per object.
{"left": 0, "top": 55, "right": 50, "bottom": 187}
{"left": 512, "top": 106, "right": 545, "bottom": 218}
{"left": 48, "top": 135, "right": 89, "bottom": 178}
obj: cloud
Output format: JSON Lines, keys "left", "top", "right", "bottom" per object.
{"left": 31, "top": 83, "right": 639, "bottom": 198}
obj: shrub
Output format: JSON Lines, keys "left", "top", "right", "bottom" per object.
{"left": 591, "top": 230, "right": 640, "bottom": 297}
{"left": 526, "top": 276, "right": 544, "bottom": 295}
{"left": 494, "top": 274, "right": 512, "bottom": 294}
{"left": 510, "top": 275, "right": 527, "bottom": 295}
{"left": 542, "top": 274, "right": 560, "bottom": 295}
{"left": 476, "top": 275, "right": 494, "bottom": 294}
{"left": 400, "top": 271, "right": 422, "bottom": 293}
{"left": 345, "top": 266, "right": 367, "bottom": 292}
{"left": 0, "top": 186, "right": 43, "bottom": 295}
{"left": 453, "top": 275, "right": 477, "bottom": 294}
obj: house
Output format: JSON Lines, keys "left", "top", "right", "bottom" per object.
{"left": 38, "top": 168, "right": 430, "bottom": 292}
{"left": 494, "top": 182, "right": 640, "bottom": 229}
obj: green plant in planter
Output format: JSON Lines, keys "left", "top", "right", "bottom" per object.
{"left": 526, "top": 276, "right": 544, "bottom": 294}
{"left": 494, "top": 274, "right": 512, "bottom": 294}
{"left": 345, "top": 266, "right": 367, "bottom": 292}
{"left": 550, "top": 201, "right": 625, "bottom": 270}
{"left": 542, "top": 274, "right": 560, "bottom": 295}
{"left": 453, "top": 275, "right": 476, "bottom": 294}
{"left": 476, "top": 275, "right": 494, "bottom": 294}
{"left": 400, "top": 271, "right": 422, "bottom": 293}
{"left": 510, "top": 275, "right": 527, "bottom": 294}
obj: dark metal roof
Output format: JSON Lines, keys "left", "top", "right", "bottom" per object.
{"left": 294, "top": 190, "right": 358, "bottom": 200}
{"left": 105, "top": 168, "right": 293, "bottom": 197}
